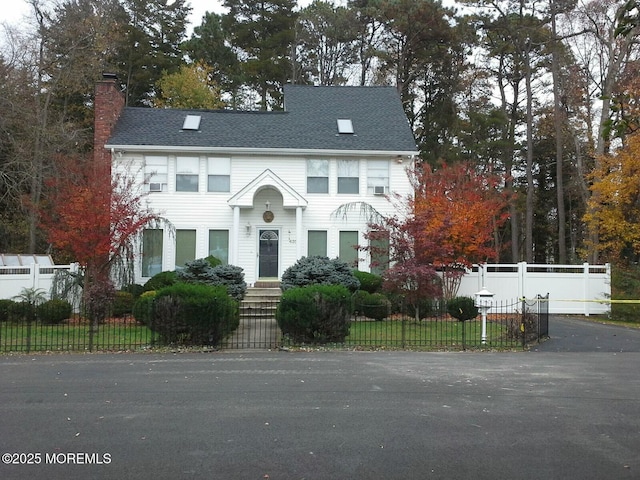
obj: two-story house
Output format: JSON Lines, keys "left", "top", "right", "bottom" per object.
{"left": 95, "top": 74, "right": 418, "bottom": 287}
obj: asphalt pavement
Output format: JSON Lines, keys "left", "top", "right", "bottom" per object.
{"left": 0, "top": 316, "right": 639, "bottom": 480}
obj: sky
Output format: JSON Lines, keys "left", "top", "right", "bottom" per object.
{"left": 3, "top": 1, "right": 226, "bottom": 31}
{"left": 2, "top": 0, "right": 316, "bottom": 32}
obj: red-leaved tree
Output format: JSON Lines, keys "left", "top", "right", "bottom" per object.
{"left": 40, "top": 154, "right": 167, "bottom": 320}
{"left": 412, "top": 162, "right": 510, "bottom": 299}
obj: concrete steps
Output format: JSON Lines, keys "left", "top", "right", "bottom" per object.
{"left": 224, "top": 286, "right": 282, "bottom": 349}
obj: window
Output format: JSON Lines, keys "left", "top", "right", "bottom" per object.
{"left": 337, "top": 159, "right": 359, "bottom": 194}
{"left": 367, "top": 160, "right": 389, "bottom": 195}
{"left": 307, "top": 159, "right": 329, "bottom": 193}
{"left": 339, "top": 231, "right": 359, "bottom": 267}
{"left": 182, "top": 115, "right": 201, "bottom": 130}
{"left": 208, "top": 157, "right": 231, "bottom": 192}
{"left": 308, "top": 230, "right": 327, "bottom": 257}
{"left": 176, "top": 157, "right": 199, "bottom": 192}
{"left": 145, "top": 156, "right": 168, "bottom": 192}
{"left": 175, "top": 230, "right": 196, "bottom": 269}
{"left": 142, "top": 229, "right": 163, "bottom": 277}
{"left": 208, "top": 230, "right": 229, "bottom": 264}
{"left": 369, "top": 233, "right": 389, "bottom": 276}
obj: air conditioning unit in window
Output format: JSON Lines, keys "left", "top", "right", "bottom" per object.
{"left": 373, "top": 185, "right": 386, "bottom": 195}
{"left": 149, "top": 183, "right": 162, "bottom": 192}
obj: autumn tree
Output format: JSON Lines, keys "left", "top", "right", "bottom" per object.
{"left": 412, "top": 162, "right": 510, "bottom": 299}
{"left": 40, "top": 154, "right": 168, "bottom": 321}
{"left": 584, "top": 132, "right": 640, "bottom": 263}
{"left": 154, "top": 62, "right": 226, "bottom": 109}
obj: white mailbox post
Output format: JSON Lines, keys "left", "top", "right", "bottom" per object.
{"left": 474, "top": 287, "right": 494, "bottom": 344}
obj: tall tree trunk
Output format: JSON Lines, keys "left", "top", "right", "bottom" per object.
{"left": 524, "top": 44, "right": 534, "bottom": 263}
{"left": 551, "top": 1, "right": 566, "bottom": 263}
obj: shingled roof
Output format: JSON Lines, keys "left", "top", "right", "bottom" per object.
{"left": 106, "top": 85, "right": 417, "bottom": 154}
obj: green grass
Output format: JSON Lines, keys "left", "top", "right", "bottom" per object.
{"left": 0, "top": 321, "right": 153, "bottom": 353}
{"left": 345, "top": 318, "right": 517, "bottom": 348}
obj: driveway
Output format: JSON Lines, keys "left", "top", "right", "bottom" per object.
{"left": 534, "top": 315, "right": 640, "bottom": 352}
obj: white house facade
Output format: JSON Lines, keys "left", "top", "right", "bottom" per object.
{"left": 96, "top": 76, "right": 418, "bottom": 286}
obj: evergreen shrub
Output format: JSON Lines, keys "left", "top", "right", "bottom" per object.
{"left": 150, "top": 283, "right": 239, "bottom": 346}
{"left": 353, "top": 270, "right": 383, "bottom": 293}
{"left": 447, "top": 296, "right": 478, "bottom": 321}
{"left": 281, "top": 256, "right": 360, "bottom": 292}
{"left": 133, "top": 291, "right": 157, "bottom": 325}
{"left": 37, "top": 299, "right": 73, "bottom": 324}
{"left": 112, "top": 291, "right": 135, "bottom": 317}
{"left": 359, "top": 292, "right": 391, "bottom": 321}
{"left": 0, "top": 299, "right": 14, "bottom": 322}
{"left": 177, "top": 259, "right": 247, "bottom": 301}
{"left": 143, "top": 271, "right": 177, "bottom": 292}
{"left": 276, "top": 284, "right": 351, "bottom": 344}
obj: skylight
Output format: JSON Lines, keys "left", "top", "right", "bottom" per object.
{"left": 337, "top": 118, "right": 354, "bottom": 134}
{"left": 182, "top": 115, "right": 201, "bottom": 130}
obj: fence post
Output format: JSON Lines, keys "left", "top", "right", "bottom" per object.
{"left": 521, "top": 297, "right": 526, "bottom": 350}
{"left": 583, "top": 263, "right": 590, "bottom": 317}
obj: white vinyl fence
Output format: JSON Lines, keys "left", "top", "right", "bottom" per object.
{"left": 0, "top": 263, "right": 79, "bottom": 300}
{"left": 456, "top": 263, "right": 611, "bottom": 316}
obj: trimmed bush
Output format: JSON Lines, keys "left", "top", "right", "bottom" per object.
{"left": 353, "top": 270, "right": 383, "bottom": 294}
{"left": 177, "top": 259, "right": 247, "bottom": 301}
{"left": 360, "top": 292, "right": 391, "bottom": 321}
{"left": 143, "top": 271, "right": 178, "bottom": 292}
{"left": 205, "top": 255, "right": 222, "bottom": 268}
{"left": 447, "top": 296, "right": 478, "bottom": 321}
{"left": 112, "top": 291, "right": 135, "bottom": 317}
{"left": 0, "top": 299, "right": 14, "bottom": 322}
{"left": 281, "top": 256, "right": 360, "bottom": 292}
{"left": 150, "top": 283, "right": 239, "bottom": 346}
{"left": 276, "top": 284, "right": 351, "bottom": 344}
{"left": 133, "top": 291, "right": 157, "bottom": 325}
{"left": 8, "top": 301, "right": 36, "bottom": 322}
{"left": 37, "top": 299, "right": 73, "bottom": 324}
{"left": 121, "top": 283, "right": 145, "bottom": 299}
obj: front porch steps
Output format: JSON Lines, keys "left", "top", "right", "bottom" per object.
{"left": 224, "top": 286, "right": 282, "bottom": 349}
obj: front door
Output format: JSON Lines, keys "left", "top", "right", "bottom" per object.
{"left": 259, "top": 229, "right": 279, "bottom": 278}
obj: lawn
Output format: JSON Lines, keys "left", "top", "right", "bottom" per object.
{"left": 0, "top": 319, "right": 153, "bottom": 353}
{"left": 345, "top": 318, "right": 518, "bottom": 349}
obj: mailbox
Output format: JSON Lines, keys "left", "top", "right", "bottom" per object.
{"left": 474, "top": 288, "right": 494, "bottom": 309}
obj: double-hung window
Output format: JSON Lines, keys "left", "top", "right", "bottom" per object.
{"left": 175, "top": 229, "right": 196, "bottom": 269}
{"left": 339, "top": 231, "right": 359, "bottom": 267}
{"left": 367, "top": 160, "right": 389, "bottom": 195}
{"left": 307, "top": 159, "right": 329, "bottom": 193}
{"left": 208, "top": 230, "right": 229, "bottom": 264}
{"left": 308, "top": 230, "right": 328, "bottom": 257}
{"left": 337, "top": 159, "right": 359, "bottom": 194}
{"left": 145, "top": 156, "right": 168, "bottom": 192}
{"left": 208, "top": 157, "right": 231, "bottom": 192}
{"left": 176, "top": 157, "right": 199, "bottom": 192}
{"left": 142, "top": 229, "right": 163, "bottom": 277}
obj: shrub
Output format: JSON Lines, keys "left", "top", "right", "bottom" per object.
{"left": 37, "top": 299, "right": 73, "bottom": 324}
{"left": 121, "top": 283, "right": 145, "bottom": 299}
{"left": 8, "top": 301, "right": 36, "bottom": 322}
{"left": 205, "top": 255, "right": 222, "bottom": 268}
{"left": 447, "top": 296, "right": 478, "bottom": 321}
{"left": 143, "top": 271, "right": 178, "bottom": 292}
{"left": 0, "top": 299, "right": 15, "bottom": 322}
{"left": 281, "top": 256, "right": 360, "bottom": 292}
{"left": 276, "top": 285, "right": 351, "bottom": 344}
{"left": 353, "top": 270, "right": 383, "bottom": 294}
{"left": 610, "top": 265, "right": 640, "bottom": 322}
{"left": 358, "top": 292, "right": 391, "bottom": 321}
{"left": 150, "top": 283, "right": 239, "bottom": 346}
{"left": 112, "top": 291, "right": 135, "bottom": 317}
{"left": 133, "top": 291, "right": 157, "bottom": 325}
{"left": 177, "top": 259, "right": 247, "bottom": 301}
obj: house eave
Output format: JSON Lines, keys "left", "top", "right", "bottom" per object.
{"left": 105, "top": 144, "right": 418, "bottom": 158}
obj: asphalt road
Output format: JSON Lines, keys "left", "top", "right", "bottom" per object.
{"left": 1, "top": 317, "right": 639, "bottom": 480}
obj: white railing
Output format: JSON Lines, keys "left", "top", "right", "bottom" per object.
{"left": 456, "top": 262, "right": 611, "bottom": 316}
{"left": 0, "top": 264, "right": 79, "bottom": 300}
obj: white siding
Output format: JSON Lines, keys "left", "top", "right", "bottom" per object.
{"left": 115, "top": 152, "right": 414, "bottom": 285}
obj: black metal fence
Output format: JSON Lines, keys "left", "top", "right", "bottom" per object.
{"left": 0, "top": 295, "right": 550, "bottom": 353}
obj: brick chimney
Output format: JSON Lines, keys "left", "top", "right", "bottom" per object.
{"left": 94, "top": 73, "right": 125, "bottom": 169}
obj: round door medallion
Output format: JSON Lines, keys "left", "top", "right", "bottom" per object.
{"left": 263, "top": 210, "right": 274, "bottom": 223}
